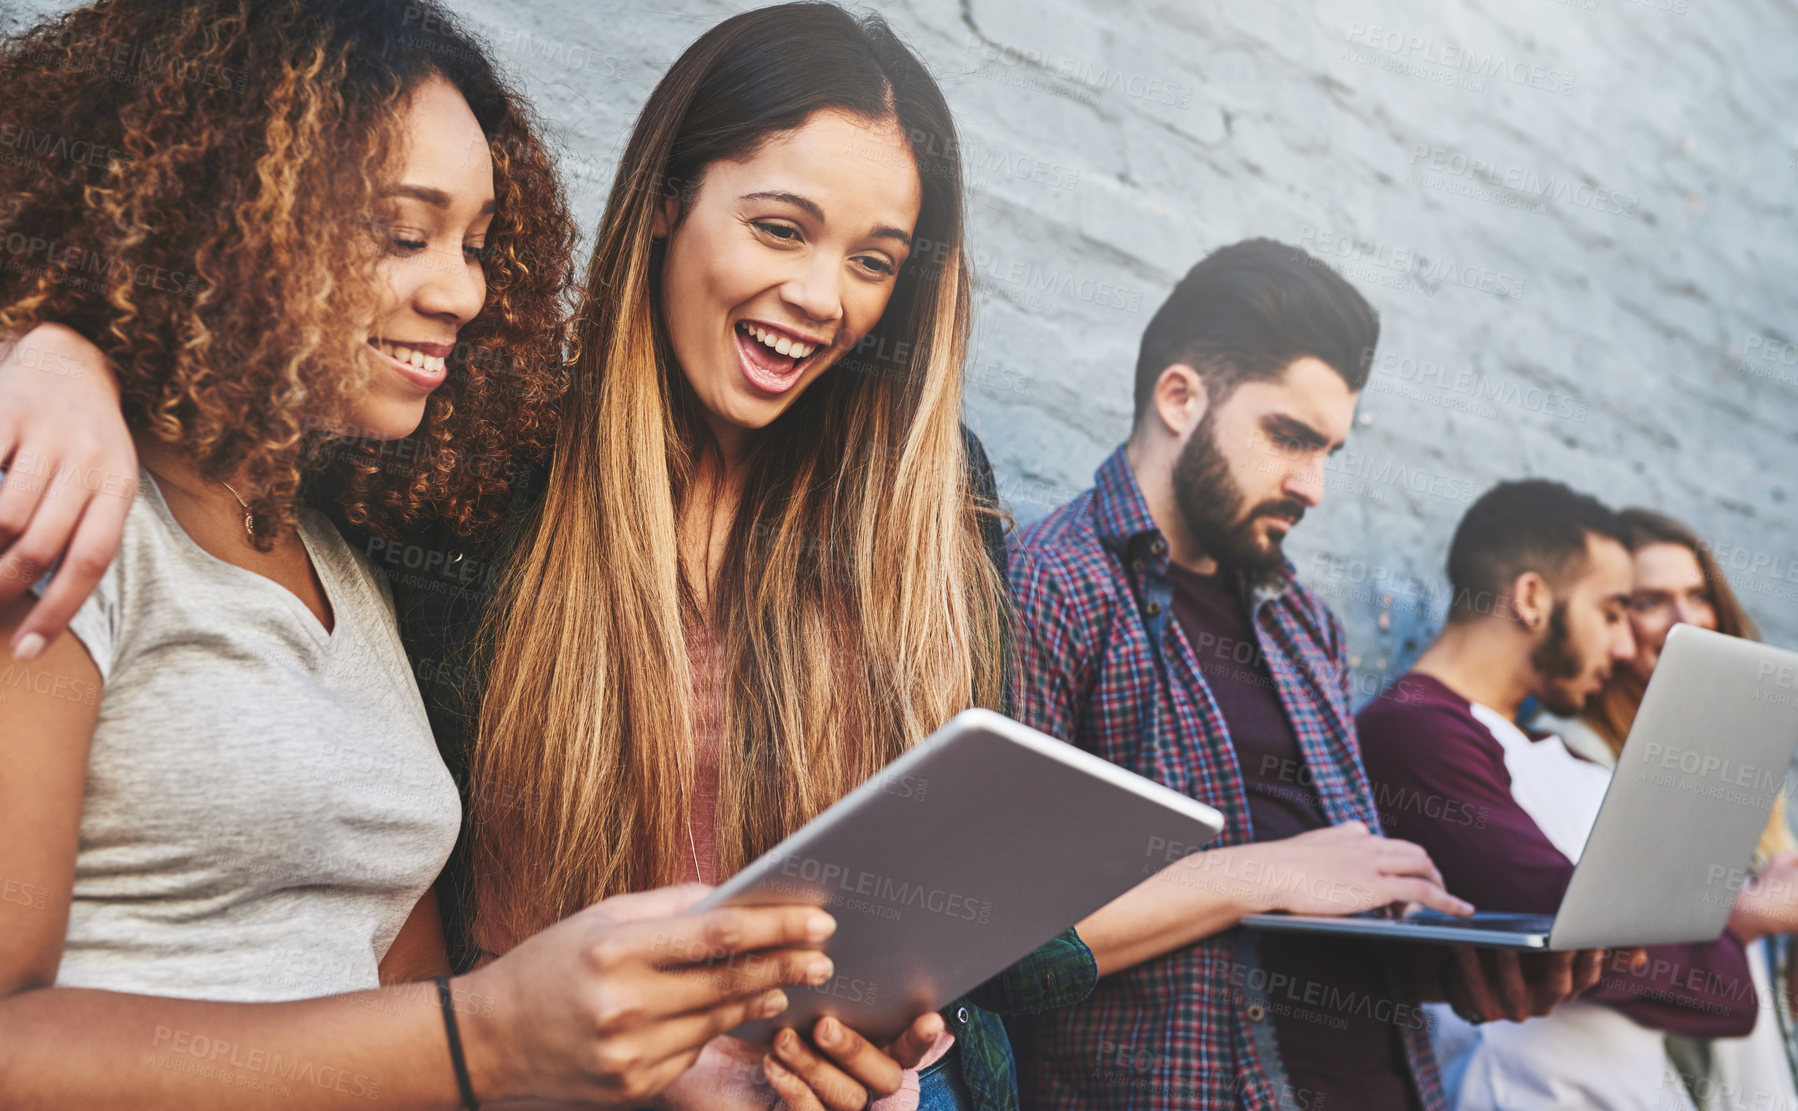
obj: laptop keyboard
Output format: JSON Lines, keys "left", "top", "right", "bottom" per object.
{"left": 1392, "top": 910, "right": 1557, "bottom": 933}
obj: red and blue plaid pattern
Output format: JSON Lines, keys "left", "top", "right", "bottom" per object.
{"left": 1005, "top": 444, "right": 1446, "bottom": 1111}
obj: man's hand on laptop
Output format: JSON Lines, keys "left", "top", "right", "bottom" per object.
{"left": 1079, "top": 822, "right": 1470, "bottom": 980}
{"left": 1236, "top": 822, "right": 1475, "bottom": 919}
{"left": 1415, "top": 945, "right": 1648, "bottom": 1024}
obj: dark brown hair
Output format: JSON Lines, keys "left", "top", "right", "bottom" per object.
{"left": 1133, "top": 237, "right": 1381, "bottom": 423}
{"left": 1445, "top": 479, "right": 1630, "bottom": 623}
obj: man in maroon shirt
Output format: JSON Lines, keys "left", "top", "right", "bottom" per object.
{"left": 1358, "top": 480, "right": 1763, "bottom": 1103}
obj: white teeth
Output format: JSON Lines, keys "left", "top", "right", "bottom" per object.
{"left": 373, "top": 341, "right": 446, "bottom": 374}
{"left": 743, "top": 324, "right": 814, "bottom": 360}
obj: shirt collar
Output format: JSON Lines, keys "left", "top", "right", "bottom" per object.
{"left": 1091, "top": 443, "right": 1161, "bottom": 555}
{"left": 1090, "top": 441, "right": 1299, "bottom": 602}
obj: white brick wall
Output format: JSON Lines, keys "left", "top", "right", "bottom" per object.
{"left": 10, "top": 0, "right": 1797, "bottom": 695}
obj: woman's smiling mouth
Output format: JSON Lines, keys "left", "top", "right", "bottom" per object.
{"left": 734, "top": 319, "right": 829, "bottom": 396}
{"left": 367, "top": 337, "right": 450, "bottom": 390}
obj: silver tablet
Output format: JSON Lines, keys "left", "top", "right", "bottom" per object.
{"left": 694, "top": 708, "right": 1225, "bottom": 1044}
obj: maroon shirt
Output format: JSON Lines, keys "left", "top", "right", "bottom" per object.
{"left": 1356, "top": 671, "right": 1756, "bottom": 1037}
{"left": 1168, "top": 563, "right": 1422, "bottom": 1111}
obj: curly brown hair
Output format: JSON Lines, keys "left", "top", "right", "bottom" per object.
{"left": 0, "top": 0, "right": 576, "bottom": 544}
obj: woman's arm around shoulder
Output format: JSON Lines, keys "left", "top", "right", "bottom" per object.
{"left": 0, "top": 324, "right": 136, "bottom": 659}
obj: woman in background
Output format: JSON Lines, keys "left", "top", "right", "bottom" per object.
{"left": 1547, "top": 507, "right": 1798, "bottom": 1111}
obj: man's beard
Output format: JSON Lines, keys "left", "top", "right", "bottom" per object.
{"left": 1531, "top": 602, "right": 1588, "bottom": 716}
{"left": 1170, "top": 407, "right": 1307, "bottom": 575}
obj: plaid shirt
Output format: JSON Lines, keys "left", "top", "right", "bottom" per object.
{"left": 961, "top": 928, "right": 1099, "bottom": 1109}
{"left": 1004, "top": 444, "right": 1446, "bottom": 1111}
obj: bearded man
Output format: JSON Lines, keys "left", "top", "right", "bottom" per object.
{"left": 1004, "top": 240, "right": 1615, "bottom": 1111}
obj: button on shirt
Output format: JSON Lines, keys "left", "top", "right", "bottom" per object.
{"left": 1005, "top": 443, "right": 1445, "bottom": 1111}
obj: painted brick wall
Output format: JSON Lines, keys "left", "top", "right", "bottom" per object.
{"left": 10, "top": 0, "right": 1797, "bottom": 695}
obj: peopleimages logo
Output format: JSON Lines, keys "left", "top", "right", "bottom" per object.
{"left": 1344, "top": 23, "right": 1577, "bottom": 95}
{"left": 1744, "top": 334, "right": 1798, "bottom": 369}
{"left": 1697, "top": 539, "right": 1798, "bottom": 584}
{"left": 1408, "top": 144, "right": 1640, "bottom": 218}
{"left": 1753, "top": 661, "right": 1798, "bottom": 708}
{"left": 149, "top": 1027, "right": 380, "bottom": 1100}
{"left": 1296, "top": 228, "right": 1528, "bottom": 301}
{"left": 962, "top": 40, "right": 1195, "bottom": 109}
{"left": 0, "top": 123, "right": 132, "bottom": 170}
{"left": 1364, "top": 348, "right": 1589, "bottom": 423}
{"left": 1325, "top": 448, "right": 1480, "bottom": 504}
{"left": 1633, "top": 742, "right": 1786, "bottom": 809}
{"left": 1, "top": 233, "right": 205, "bottom": 299}
{"left": 774, "top": 855, "right": 994, "bottom": 924}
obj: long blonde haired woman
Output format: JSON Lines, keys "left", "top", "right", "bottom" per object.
{"left": 0, "top": 5, "right": 1097, "bottom": 1108}
{"left": 0, "top": 1, "right": 845, "bottom": 1107}
{"left": 1543, "top": 507, "right": 1798, "bottom": 1111}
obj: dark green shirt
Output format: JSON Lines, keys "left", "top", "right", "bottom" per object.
{"left": 308, "top": 426, "right": 1095, "bottom": 1110}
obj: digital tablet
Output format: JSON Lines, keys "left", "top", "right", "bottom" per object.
{"left": 693, "top": 708, "right": 1225, "bottom": 1044}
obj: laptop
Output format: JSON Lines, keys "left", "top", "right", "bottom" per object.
{"left": 1242, "top": 624, "right": 1798, "bottom": 950}
{"left": 694, "top": 707, "right": 1225, "bottom": 1043}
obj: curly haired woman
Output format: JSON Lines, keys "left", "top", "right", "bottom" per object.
{"left": 0, "top": 2, "right": 846, "bottom": 1108}
{"left": 0, "top": 4, "right": 1103, "bottom": 1109}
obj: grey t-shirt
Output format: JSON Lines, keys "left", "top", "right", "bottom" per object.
{"left": 37, "top": 469, "right": 461, "bottom": 1002}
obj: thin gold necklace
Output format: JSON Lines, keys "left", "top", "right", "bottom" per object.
{"left": 219, "top": 480, "right": 257, "bottom": 539}
{"left": 143, "top": 462, "right": 258, "bottom": 541}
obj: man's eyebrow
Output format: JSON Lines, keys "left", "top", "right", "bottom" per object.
{"left": 741, "top": 191, "right": 912, "bottom": 249}
{"left": 383, "top": 184, "right": 496, "bottom": 215}
{"left": 1265, "top": 413, "right": 1340, "bottom": 451}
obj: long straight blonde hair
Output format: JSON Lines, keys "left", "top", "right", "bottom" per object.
{"left": 469, "top": 3, "right": 1007, "bottom": 947}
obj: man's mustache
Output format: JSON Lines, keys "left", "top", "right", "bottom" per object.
{"left": 1251, "top": 500, "right": 1307, "bottom": 526}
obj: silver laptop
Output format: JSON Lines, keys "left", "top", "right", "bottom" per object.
{"left": 694, "top": 708, "right": 1225, "bottom": 1043}
{"left": 1243, "top": 624, "right": 1798, "bottom": 950}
